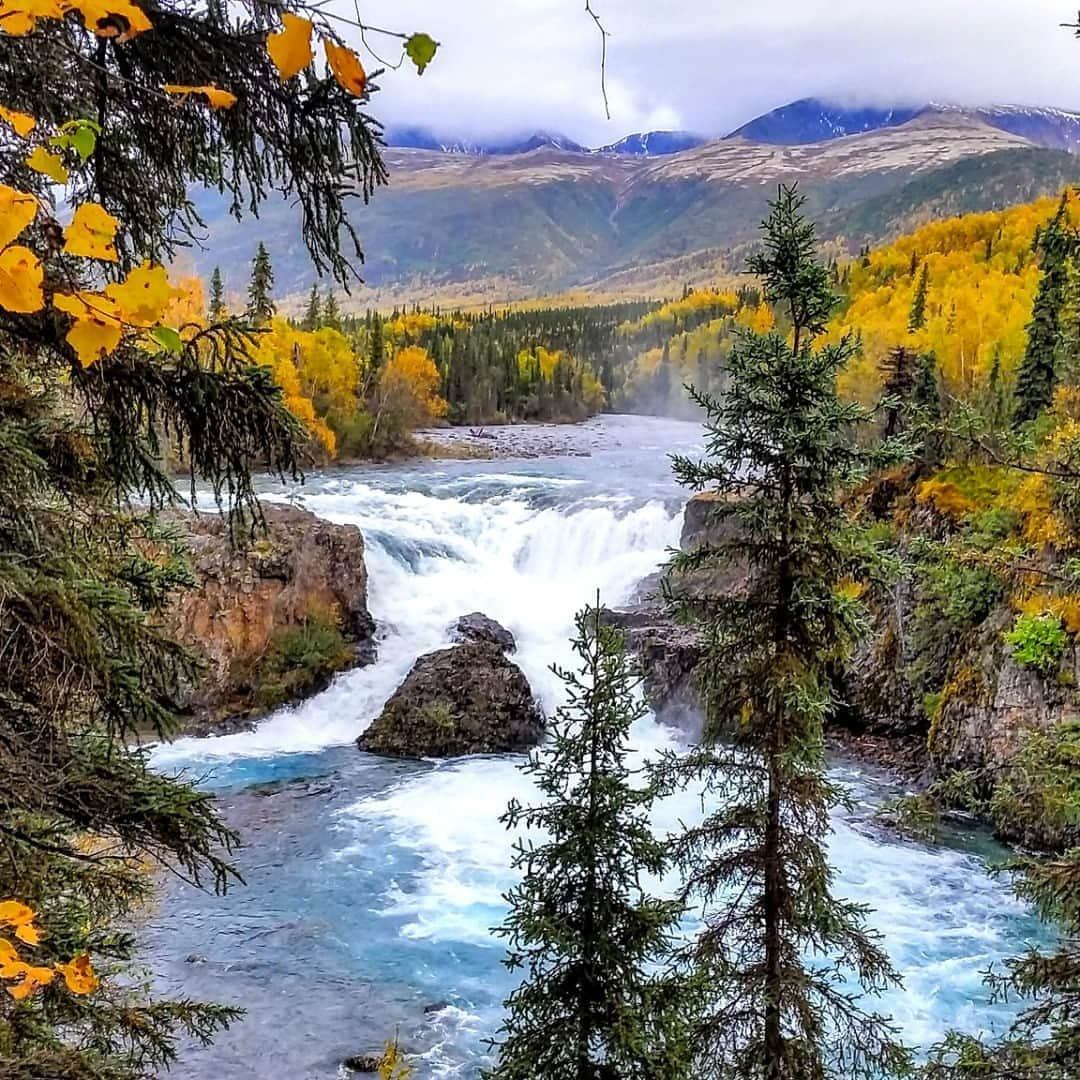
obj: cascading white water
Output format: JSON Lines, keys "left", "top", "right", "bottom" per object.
{"left": 147, "top": 417, "right": 1040, "bottom": 1079}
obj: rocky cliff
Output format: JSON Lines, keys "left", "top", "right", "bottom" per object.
{"left": 165, "top": 504, "right": 376, "bottom": 735}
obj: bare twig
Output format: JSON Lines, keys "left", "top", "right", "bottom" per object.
{"left": 585, "top": 0, "right": 611, "bottom": 120}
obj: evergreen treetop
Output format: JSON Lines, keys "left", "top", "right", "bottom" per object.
{"left": 248, "top": 241, "right": 276, "bottom": 325}
{"left": 488, "top": 605, "right": 694, "bottom": 1080}
{"left": 663, "top": 185, "right": 911, "bottom": 1080}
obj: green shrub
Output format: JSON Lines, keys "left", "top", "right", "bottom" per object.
{"left": 1005, "top": 613, "right": 1068, "bottom": 676}
{"left": 244, "top": 615, "right": 353, "bottom": 712}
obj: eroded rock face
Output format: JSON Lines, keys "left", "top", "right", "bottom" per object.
{"left": 358, "top": 643, "right": 543, "bottom": 758}
{"left": 165, "top": 504, "right": 376, "bottom": 735}
{"left": 451, "top": 612, "right": 516, "bottom": 653}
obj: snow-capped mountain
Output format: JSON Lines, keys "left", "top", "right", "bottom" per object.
{"left": 726, "top": 98, "right": 1080, "bottom": 151}
{"left": 384, "top": 126, "right": 703, "bottom": 157}
{"left": 593, "top": 130, "right": 706, "bottom": 156}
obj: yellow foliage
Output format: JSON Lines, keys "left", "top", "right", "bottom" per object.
{"left": 0, "top": 245, "right": 43, "bottom": 313}
{"left": 1015, "top": 474, "right": 1068, "bottom": 547}
{"left": 1017, "top": 593, "right": 1080, "bottom": 635}
{"left": 387, "top": 311, "right": 443, "bottom": 341}
{"left": 64, "top": 202, "right": 119, "bottom": 262}
{"left": 619, "top": 289, "right": 740, "bottom": 336}
{"left": 25, "top": 145, "right": 68, "bottom": 184}
{"left": 0, "top": 899, "right": 99, "bottom": 1000}
{"left": 737, "top": 303, "right": 775, "bottom": 333}
{"left": 324, "top": 40, "right": 366, "bottom": 96}
{"left": 914, "top": 478, "right": 978, "bottom": 519}
{"left": 377, "top": 1037, "right": 414, "bottom": 1080}
{"left": 0, "top": 183, "right": 37, "bottom": 247}
{"left": 0, "top": 105, "right": 35, "bottom": 136}
{"left": 832, "top": 191, "right": 1080, "bottom": 402}
{"left": 163, "top": 84, "right": 237, "bottom": 110}
{"left": 379, "top": 345, "right": 448, "bottom": 427}
{"left": 266, "top": 13, "right": 313, "bottom": 80}
{"left": 105, "top": 261, "right": 181, "bottom": 326}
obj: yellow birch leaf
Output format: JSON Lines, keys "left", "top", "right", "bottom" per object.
{"left": 66, "top": 0, "right": 152, "bottom": 39}
{"left": 324, "top": 40, "right": 366, "bottom": 97}
{"left": 0, "top": 246, "right": 43, "bottom": 313}
{"left": 56, "top": 954, "right": 99, "bottom": 995}
{"left": 267, "top": 14, "right": 313, "bottom": 80}
{"left": 64, "top": 202, "right": 118, "bottom": 261}
{"left": 26, "top": 146, "right": 69, "bottom": 184}
{"left": 162, "top": 84, "right": 237, "bottom": 110}
{"left": 4, "top": 963, "right": 54, "bottom": 999}
{"left": 0, "top": 185, "right": 36, "bottom": 247}
{"left": 0, "top": 105, "right": 35, "bottom": 136}
{"left": 13, "top": 923, "right": 39, "bottom": 946}
{"left": 0, "top": 939, "right": 20, "bottom": 971}
{"left": 0, "top": 0, "right": 63, "bottom": 35}
{"left": 106, "top": 261, "right": 180, "bottom": 326}
{"left": 66, "top": 317, "right": 123, "bottom": 366}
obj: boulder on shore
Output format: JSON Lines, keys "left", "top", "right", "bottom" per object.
{"left": 165, "top": 504, "right": 376, "bottom": 736}
{"left": 451, "top": 612, "right": 516, "bottom": 652}
{"left": 358, "top": 643, "right": 543, "bottom": 758}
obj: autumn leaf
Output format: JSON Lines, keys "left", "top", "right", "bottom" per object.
{"left": 267, "top": 14, "right": 313, "bottom": 81}
{"left": 54, "top": 291, "right": 124, "bottom": 366}
{"left": 404, "top": 32, "right": 438, "bottom": 75}
{"left": 0, "top": 0, "right": 64, "bottom": 35}
{"left": 0, "top": 938, "right": 19, "bottom": 971}
{"left": 26, "top": 146, "right": 69, "bottom": 184}
{"left": 67, "top": 0, "right": 152, "bottom": 40}
{"left": 0, "top": 184, "right": 37, "bottom": 247}
{"left": 64, "top": 202, "right": 118, "bottom": 261}
{"left": 324, "top": 40, "right": 366, "bottom": 97}
{"left": 105, "top": 261, "right": 180, "bottom": 326}
{"left": 4, "top": 962, "right": 54, "bottom": 1000}
{"left": 0, "top": 246, "right": 44, "bottom": 313}
{"left": 163, "top": 84, "right": 237, "bottom": 110}
{"left": 56, "top": 954, "right": 98, "bottom": 995}
{"left": 0, "top": 105, "right": 35, "bottom": 136}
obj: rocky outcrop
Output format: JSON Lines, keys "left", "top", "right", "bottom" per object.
{"left": 165, "top": 504, "right": 376, "bottom": 735}
{"left": 358, "top": 643, "right": 543, "bottom": 758}
{"left": 451, "top": 612, "right": 516, "bottom": 653}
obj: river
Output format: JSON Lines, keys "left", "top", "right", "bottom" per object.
{"left": 146, "top": 414, "right": 1041, "bottom": 1078}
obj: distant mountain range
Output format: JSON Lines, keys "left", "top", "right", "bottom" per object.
{"left": 384, "top": 126, "right": 706, "bottom": 157}
{"left": 192, "top": 100, "right": 1080, "bottom": 308}
{"left": 385, "top": 100, "right": 1080, "bottom": 159}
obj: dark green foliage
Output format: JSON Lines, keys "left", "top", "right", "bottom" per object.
{"left": 302, "top": 284, "right": 322, "bottom": 331}
{"left": 879, "top": 346, "right": 918, "bottom": 437}
{"left": 1014, "top": 196, "right": 1075, "bottom": 425}
{"left": 488, "top": 607, "right": 694, "bottom": 1080}
{"left": 909, "top": 263, "right": 930, "bottom": 333}
{"left": 209, "top": 266, "right": 226, "bottom": 322}
{"left": 240, "top": 616, "right": 353, "bottom": 713}
{"left": 0, "top": 1, "right": 389, "bottom": 1074}
{"left": 661, "top": 186, "right": 911, "bottom": 1080}
{"left": 247, "top": 241, "right": 276, "bottom": 326}
{"left": 322, "top": 291, "right": 342, "bottom": 332}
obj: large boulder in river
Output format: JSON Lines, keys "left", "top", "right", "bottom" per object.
{"left": 165, "top": 504, "right": 376, "bottom": 736}
{"left": 358, "top": 643, "right": 543, "bottom": 758}
{"left": 451, "top": 612, "right": 516, "bottom": 653}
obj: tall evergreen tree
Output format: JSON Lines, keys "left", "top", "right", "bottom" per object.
{"left": 0, "top": 0, "right": 395, "bottom": 1071}
{"left": 323, "top": 290, "right": 342, "bottom": 332}
{"left": 302, "top": 284, "right": 322, "bottom": 331}
{"left": 247, "top": 241, "right": 276, "bottom": 326}
{"left": 209, "top": 265, "right": 226, "bottom": 322}
{"left": 1013, "top": 197, "right": 1074, "bottom": 425}
{"left": 663, "top": 186, "right": 912, "bottom": 1080}
{"left": 908, "top": 262, "right": 930, "bottom": 334}
{"left": 488, "top": 606, "right": 694, "bottom": 1080}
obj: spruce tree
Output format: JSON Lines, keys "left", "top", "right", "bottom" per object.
{"left": 209, "top": 265, "right": 226, "bottom": 322}
{"left": 663, "top": 186, "right": 912, "bottom": 1080}
{"left": 1013, "top": 196, "right": 1074, "bottom": 425}
{"left": 323, "top": 290, "right": 343, "bottom": 331}
{"left": 302, "top": 284, "right": 322, "bottom": 331}
{"left": 908, "top": 262, "right": 930, "bottom": 334}
{"left": 488, "top": 606, "right": 693, "bottom": 1080}
{"left": 878, "top": 345, "right": 917, "bottom": 438}
{"left": 247, "top": 241, "right": 276, "bottom": 325}
{"left": 0, "top": 0, "right": 402, "bottom": 1072}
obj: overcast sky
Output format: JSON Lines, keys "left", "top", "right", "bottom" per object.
{"left": 343, "top": 1, "right": 1080, "bottom": 146}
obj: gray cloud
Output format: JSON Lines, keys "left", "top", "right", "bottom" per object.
{"left": 342, "top": 1, "right": 1080, "bottom": 145}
